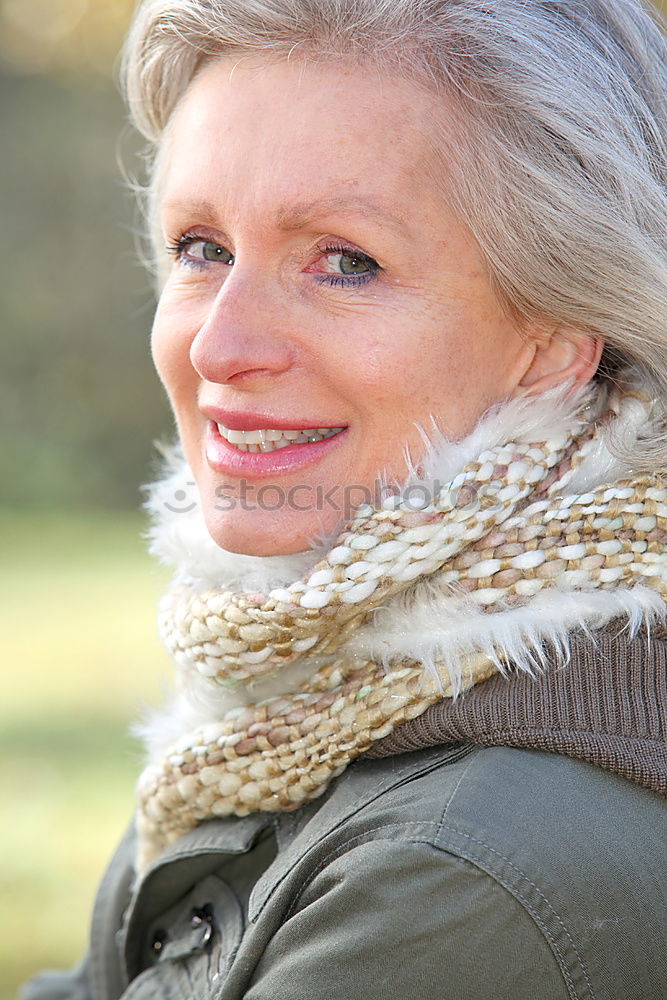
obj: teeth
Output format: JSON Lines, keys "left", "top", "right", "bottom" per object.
{"left": 217, "top": 424, "right": 344, "bottom": 452}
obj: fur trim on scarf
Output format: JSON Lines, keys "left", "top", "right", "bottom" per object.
{"left": 141, "top": 380, "right": 665, "bottom": 765}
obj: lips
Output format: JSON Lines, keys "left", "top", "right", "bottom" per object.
{"left": 200, "top": 405, "right": 344, "bottom": 430}
{"left": 204, "top": 420, "right": 348, "bottom": 477}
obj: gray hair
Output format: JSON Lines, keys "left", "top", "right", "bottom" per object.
{"left": 121, "top": 0, "right": 667, "bottom": 466}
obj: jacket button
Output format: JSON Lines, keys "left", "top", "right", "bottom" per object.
{"left": 190, "top": 905, "right": 214, "bottom": 946}
{"left": 151, "top": 929, "right": 168, "bottom": 954}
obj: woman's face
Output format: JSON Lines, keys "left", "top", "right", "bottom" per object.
{"left": 153, "top": 56, "right": 539, "bottom": 555}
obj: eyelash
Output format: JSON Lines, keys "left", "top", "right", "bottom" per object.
{"left": 165, "top": 232, "right": 217, "bottom": 268}
{"left": 165, "top": 233, "right": 380, "bottom": 288}
{"left": 316, "top": 242, "right": 380, "bottom": 287}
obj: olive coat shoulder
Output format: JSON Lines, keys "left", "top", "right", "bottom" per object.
{"left": 22, "top": 745, "right": 667, "bottom": 1000}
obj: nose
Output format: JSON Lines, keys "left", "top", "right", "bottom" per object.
{"left": 190, "top": 271, "right": 294, "bottom": 386}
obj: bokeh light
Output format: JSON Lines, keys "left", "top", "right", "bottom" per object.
{"left": 0, "top": 0, "right": 136, "bottom": 79}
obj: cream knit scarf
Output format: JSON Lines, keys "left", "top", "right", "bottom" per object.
{"left": 136, "top": 379, "right": 667, "bottom": 871}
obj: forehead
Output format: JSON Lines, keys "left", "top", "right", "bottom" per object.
{"left": 158, "top": 54, "right": 448, "bottom": 226}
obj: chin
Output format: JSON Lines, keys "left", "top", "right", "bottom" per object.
{"left": 203, "top": 508, "right": 332, "bottom": 557}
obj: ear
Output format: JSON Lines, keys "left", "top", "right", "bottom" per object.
{"left": 515, "top": 326, "right": 604, "bottom": 396}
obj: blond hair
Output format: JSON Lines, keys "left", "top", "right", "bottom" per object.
{"left": 122, "top": 0, "right": 667, "bottom": 466}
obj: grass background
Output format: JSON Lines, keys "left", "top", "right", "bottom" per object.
{"left": 0, "top": 513, "right": 170, "bottom": 997}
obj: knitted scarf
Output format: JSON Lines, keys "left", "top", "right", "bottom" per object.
{"left": 136, "top": 380, "right": 667, "bottom": 872}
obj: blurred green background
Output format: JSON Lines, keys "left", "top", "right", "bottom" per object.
{"left": 2, "top": 0, "right": 667, "bottom": 996}
{"left": 0, "top": 1, "right": 172, "bottom": 995}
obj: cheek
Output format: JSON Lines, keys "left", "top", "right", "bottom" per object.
{"left": 343, "top": 307, "right": 466, "bottom": 410}
{"left": 351, "top": 298, "right": 526, "bottom": 441}
{"left": 151, "top": 288, "right": 203, "bottom": 400}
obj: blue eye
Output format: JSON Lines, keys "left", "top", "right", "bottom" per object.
{"left": 167, "top": 234, "right": 234, "bottom": 267}
{"left": 310, "top": 244, "right": 380, "bottom": 287}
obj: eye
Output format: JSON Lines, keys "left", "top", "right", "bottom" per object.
{"left": 190, "top": 240, "right": 234, "bottom": 264}
{"left": 328, "top": 252, "right": 372, "bottom": 275}
{"left": 166, "top": 233, "right": 234, "bottom": 267}
{"left": 307, "top": 244, "right": 380, "bottom": 286}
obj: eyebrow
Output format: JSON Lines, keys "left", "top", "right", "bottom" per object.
{"left": 161, "top": 196, "right": 411, "bottom": 239}
{"left": 275, "top": 196, "right": 410, "bottom": 237}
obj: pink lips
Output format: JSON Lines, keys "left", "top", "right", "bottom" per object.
{"left": 205, "top": 421, "right": 347, "bottom": 477}
{"left": 200, "top": 405, "right": 342, "bottom": 432}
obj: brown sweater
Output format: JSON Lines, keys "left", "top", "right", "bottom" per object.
{"left": 366, "top": 623, "right": 667, "bottom": 794}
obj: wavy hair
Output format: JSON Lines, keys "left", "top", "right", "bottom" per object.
{"left": 121, "top": 0, "right": 667, "bottom": 466}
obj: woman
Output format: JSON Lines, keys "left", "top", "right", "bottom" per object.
{"left": 24, "top": 0, "right": 666, "bottom": 997}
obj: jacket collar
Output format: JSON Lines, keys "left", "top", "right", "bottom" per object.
{"left": 114, "top": 745, "right": 467, "bottom": 982}
{"left": 366, "top": 622, "right": 667, "bottom": 794}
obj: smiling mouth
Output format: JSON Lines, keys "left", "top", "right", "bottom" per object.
{"left": 216, "top": 425, "right": 346, "bottom": 453}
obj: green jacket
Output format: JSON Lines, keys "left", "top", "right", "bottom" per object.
{"left": 22, "top": 744, "right": 667, "bottom": 999}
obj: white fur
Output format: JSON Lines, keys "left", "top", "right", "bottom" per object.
{"left": 141, "top": 384, "right": 664, "bottom": 762}
{"left": 144, "top": 444, "right": 325, "bottom": 592}
{"left": 408, "top": 381, "right": 599, "bottom": 491}
{"left": 346, "top": 584, "right": 665, "bottom": 696}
